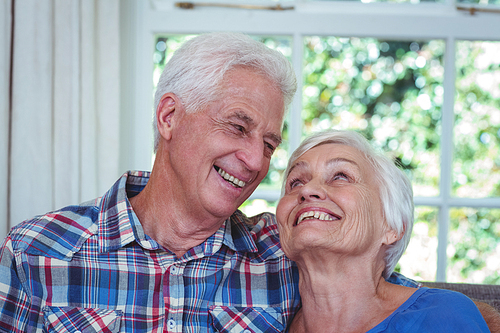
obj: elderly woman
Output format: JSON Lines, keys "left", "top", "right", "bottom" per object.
{"left": 277, "top": 130, "right": 489, "bottom": 332}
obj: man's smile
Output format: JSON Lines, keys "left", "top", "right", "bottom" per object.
{"left": 214, "top": 166, "right": 246, "bottom": 188}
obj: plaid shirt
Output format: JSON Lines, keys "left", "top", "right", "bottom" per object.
{"left": 0, "top": 171, "right": 301, "bottom": 333}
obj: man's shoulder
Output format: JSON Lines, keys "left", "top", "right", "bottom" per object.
{"left": 8, "top": 200, "right": 100, "bottom": 260}
{"left": 234, "top": 210, "right": 278, "bottom": 238}
{"left": 240, "top": 211, "right": 278, "bottom": 228}
{"left": 230, "top": 211, "right": 286, "bottom": 261}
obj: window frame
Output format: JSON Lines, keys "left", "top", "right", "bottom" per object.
{"left": 122, "top": 0, "right": 500, "bottom": 282}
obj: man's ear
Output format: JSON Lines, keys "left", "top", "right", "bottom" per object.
{"left": 156, "top": 93, "right": 182, "bottom": 141}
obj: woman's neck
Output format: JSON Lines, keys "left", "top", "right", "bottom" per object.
{"left": 291, "top": 254, "right": 415, "bottom": 333}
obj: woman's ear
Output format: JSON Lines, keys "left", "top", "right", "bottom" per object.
{"left": 156, "top": 93, "right": 182, "bottom": 141}
{"left": 383, "top": 227, "right": 403, "bottom": 246}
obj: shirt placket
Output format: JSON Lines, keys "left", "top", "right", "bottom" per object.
{"left": 164, "top": 262, "right": 186, "bottom": 332}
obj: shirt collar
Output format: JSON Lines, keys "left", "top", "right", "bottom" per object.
{"left": 97, "top": 171, "right": 281, "bottom": 259}
{"left": 97, "top": 170, "right": 153, "bottom": 253}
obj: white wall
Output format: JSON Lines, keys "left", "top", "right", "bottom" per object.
{"left": 2, "top": 0, "right": 121, "bottom": 235}
{"left": 0, "top": 0, "right": 12, "bottom": 240}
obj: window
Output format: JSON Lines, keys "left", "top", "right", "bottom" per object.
{"left": 127, "top": 0, "right": 500, "bottom": 283}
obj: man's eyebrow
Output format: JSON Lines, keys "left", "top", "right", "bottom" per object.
{"left": 233, "top": 111, "right": 255, "bottom": 126}
{"left": 267, "top": 133, "right": 282, "bottom": 146}
{"left": 232, "top": 111, "right": 282, "bottom": 145}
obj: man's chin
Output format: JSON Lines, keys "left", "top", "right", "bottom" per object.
{"left": 206, "top": 186, "right": 256, "bottom": 218}
{"left": 218, "top": 200, "right": 249, "bottom": 219}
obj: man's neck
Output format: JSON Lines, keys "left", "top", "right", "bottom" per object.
{"left": 129, "top": 168, "right": 227, "bottom": 257}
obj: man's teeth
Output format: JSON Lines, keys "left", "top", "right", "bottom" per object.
{"left": 217, "top": 168, "right": 246, "bottom": 188}
{"left": 296, "top": 211, "right": 335, "bottom": 225}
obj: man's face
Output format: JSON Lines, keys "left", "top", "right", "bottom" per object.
{"left": 167, "top": 68, "right": 285, "bottom": 221}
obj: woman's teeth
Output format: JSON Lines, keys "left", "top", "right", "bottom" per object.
{"left": 296, "top": 211, "right": 336, "bottom": 225}
{"left": 217, "top": 167, "right": 246, "bottom": 188}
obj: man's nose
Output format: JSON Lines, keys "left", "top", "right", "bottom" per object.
{"left": 235, "top": 139, "right": 267, "bottom": 172}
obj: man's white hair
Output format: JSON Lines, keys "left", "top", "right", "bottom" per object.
{"left": 153, "top": 32, "right": 297, "bottom": 151}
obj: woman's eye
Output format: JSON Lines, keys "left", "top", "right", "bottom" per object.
{"left": 333, "top": 172, "right": 349, "bottom": 181}
{"left": 288, "top": 178, "right": 303, "bottom": 189}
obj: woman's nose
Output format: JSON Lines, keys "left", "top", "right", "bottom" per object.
{"left": 298, "top": 180, "right": 326, "bottom": 203}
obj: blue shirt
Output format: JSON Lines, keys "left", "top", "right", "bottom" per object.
{"left": 369, "top": 287, "right": 490, "bottom": 332}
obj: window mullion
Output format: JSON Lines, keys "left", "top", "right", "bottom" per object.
{"left": 436, "top": 36, "right": 456, "bottom": 282}
{"left": 289, "top": 32, "right": 304, "bottom": 153}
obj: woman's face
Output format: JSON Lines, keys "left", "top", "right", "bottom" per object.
{"left": 276, "top": 143, "right": 397, "bottom": 261}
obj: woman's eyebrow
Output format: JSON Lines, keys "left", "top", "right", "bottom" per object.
{"left": 286, "top": 160, "right": 309, "bottom": 178}
{"left": 325, "top": 157, "right": 360, "bottom": 169}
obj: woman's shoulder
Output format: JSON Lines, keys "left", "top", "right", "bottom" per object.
{"left": 402, "top": 287, "right": 489, "bottom": 331}
{"left": 404, "top": 287, "right": 484, "bottom": 316}
{"left": 372, "top": 287, "right": 490, "bottom": 332}
{"left": 421, "top": 286, "right": 462, "bottom": 296}
{"left": 416, "top": 287, "right": 475, "bottom": 305}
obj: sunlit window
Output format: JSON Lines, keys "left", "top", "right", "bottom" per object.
{"left": 312, "top": 0, "right": 444, "bottom": 3}
{"left": 454, "top": 41, "right": 500, "bottom": 198}
{"left": 456, "top": 0, "right": 500, "bottom": 3}
{"left": 448, "top": 208, "right": 500, "bottom": 284}
{"left": 150, "top": 11, "right": 500, "bottom": 284}
{"left": 398, "top": 206, "right": 438, "bottom": 281}
{"left": 303, "top": 37, "right": 445, "bottom": 197}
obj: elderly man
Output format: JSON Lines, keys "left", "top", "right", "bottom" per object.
{"left": 1, "top": 32, "right": 498, "bottom": 333}
{"left": 0, "top": 32, "right": 300, "bottom": 333}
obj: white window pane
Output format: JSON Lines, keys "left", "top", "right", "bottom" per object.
{"left": 398, "top": 206, "right": 438, "bottom": 281}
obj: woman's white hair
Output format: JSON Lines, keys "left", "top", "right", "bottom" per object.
{"left": 281, "top": 130, "right": 414, "bottom": 279}
{"left": 152, "top": 32, "right": 297, "bottom": 151}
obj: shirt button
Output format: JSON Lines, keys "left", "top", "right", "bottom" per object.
{"left": 170, "top": 266, "right": 178, "bottom": 274}
{"left": 167, "top": 319, "right": 176, "bottom": 329}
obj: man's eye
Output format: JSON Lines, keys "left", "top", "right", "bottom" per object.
{"left": 265, "top": 142, "right": 276, "bottom": 153}
{"left": 232, "top": 124, "right": 245, "bottom": 133}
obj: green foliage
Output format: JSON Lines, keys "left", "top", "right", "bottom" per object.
{"left": 448, "top": 208, "right": 500, "bottom": 284}
{"left": 303, "top": 37, "right": 445, "bottom": 196}
{"left": 453, "top": 41, "right": 500, "bottom": 198}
